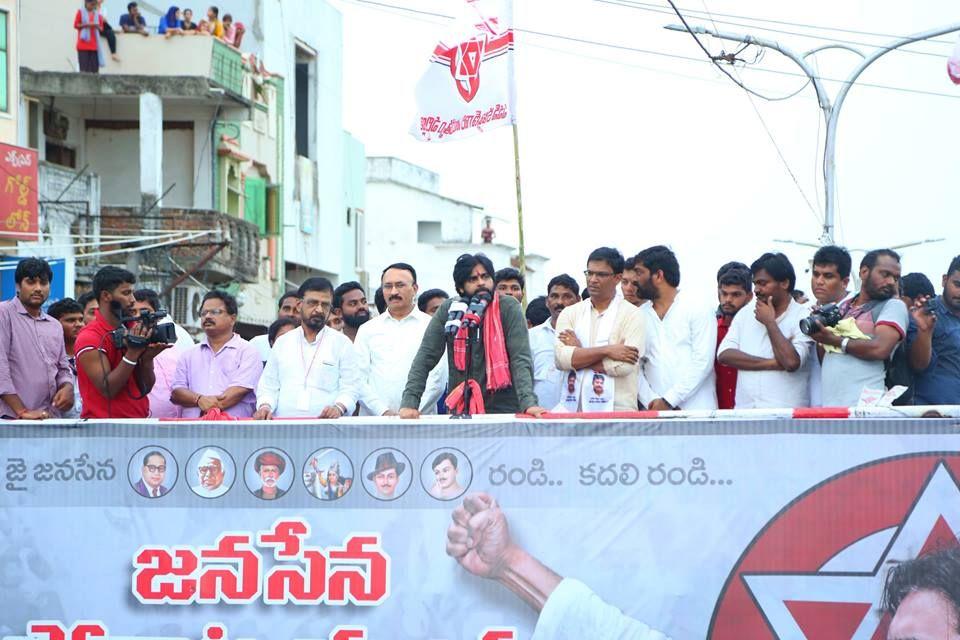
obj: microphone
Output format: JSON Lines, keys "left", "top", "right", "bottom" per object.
{"left": 444, "top": 300, "right": 469, "bottom": 335}
{"left": 464, "top": 291, "right": 492, "bottom": 329}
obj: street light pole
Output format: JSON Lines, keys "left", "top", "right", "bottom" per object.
{"left": 665, "top": 22, "right": 960, "bottom": 245}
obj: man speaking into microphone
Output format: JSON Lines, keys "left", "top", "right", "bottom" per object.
{"left": 401, "top": 253, "right": 545, "bottom": 417}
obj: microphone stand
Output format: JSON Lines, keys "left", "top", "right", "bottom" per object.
{"left": 457, "top": 325, "right": 477, "bottom": 419}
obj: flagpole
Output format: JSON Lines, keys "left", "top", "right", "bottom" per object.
{"left": 512, "top": 122, "right": 527, "bottom": 308}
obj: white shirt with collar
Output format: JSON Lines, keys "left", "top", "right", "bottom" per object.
{"left": 717, "top": 298, "right": 813, "bottom": 409}
{"left": 637, "top": 291, "right": 718, "bottom": 410}
{"left": 529, "top": 319, "right": 562, "bottom": 408}
{"left": 353, "top": 307, "right": 445, "bottom": 416}
{"left": 255, "top": 325, "right": 359, "bottom": 417}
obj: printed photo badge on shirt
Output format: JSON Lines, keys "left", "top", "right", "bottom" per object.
{"left": 554, "top": 296, "right": 621, "bottom": 412}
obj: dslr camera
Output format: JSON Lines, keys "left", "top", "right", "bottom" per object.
{"left": 112, "top": 308, "right": 178, "bottom": 349}
{"left": 799, "top": 302, "right": 843, "bottom": 336}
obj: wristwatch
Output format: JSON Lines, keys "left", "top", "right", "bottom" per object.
{"left": 840, "top": 337, "right": 850, "bottom": 353}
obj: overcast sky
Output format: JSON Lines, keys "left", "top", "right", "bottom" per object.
{"left": 332, "top": 0, "right": 960, "bottom": 300}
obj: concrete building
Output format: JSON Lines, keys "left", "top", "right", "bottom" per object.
{"left": 365, "top": 157, "right": 549, "bottom": 298}
{"left": 0, "top": 0, "right": 18, "bottom": 146}
{"left": 16, "top": 0, "right": 364, "bottom": 335}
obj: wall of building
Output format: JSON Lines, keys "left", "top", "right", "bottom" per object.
{"left": 0, "top": 0, "right": 18, "bottom": 145}
{"left": 365, "top": 157, "right": 552, "bottom": 297}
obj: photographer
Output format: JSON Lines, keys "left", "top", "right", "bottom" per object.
{"left": 806, "top": 245, "right": 852, "bottom": 406}
{"left": 75, "top": 267, "right": 172, "bottom": 418}
{"left": 806, "top": 249, "right": 909, "bottom": 407}
{"left": 906, "top": 256, "right": 960, "bottom": 405}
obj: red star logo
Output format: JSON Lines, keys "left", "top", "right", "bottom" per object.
{"left": 741, "top": 462, "right": 960, "bottom": 639}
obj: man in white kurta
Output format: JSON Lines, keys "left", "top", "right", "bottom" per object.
{"left": 254, "top": 278, "right": 359, "bottom": 419}
{"left": 354, "top": 263, "right": 445, "bottom": 415}
{"left": 634, "top": 246, "right": 717, "bottom": 410}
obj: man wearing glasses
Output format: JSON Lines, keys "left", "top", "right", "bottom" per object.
{"left": 135, "top": 450, "right": 169, "bottom": 498}
{"left": 554, "top": 247, "right": 646, "bottom": 412}
{"left": 171, "top": 290, "right": 262, "bottom": 418}
{"left": 255, "top": 278, "right": 360, "bottom": 419}
{"left": 353, "top": 263, "right": 446, "bottom": 416}
{"left": 401, "top": 253, "right": 544, "bottom": 417}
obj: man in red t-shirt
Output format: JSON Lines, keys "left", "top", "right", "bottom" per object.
{"left": 715, "top": 263, "right": 753, "bottom": 410}
{"left": 75, "top": 267, "right": 172, "bottom": 418}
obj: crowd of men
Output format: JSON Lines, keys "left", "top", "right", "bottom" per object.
{"left": 1, "top": 242, "right": 959, "bottom": 420}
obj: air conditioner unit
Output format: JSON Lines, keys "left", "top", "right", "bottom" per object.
{"left": 172, "top": 286, "right": 205, "bottom": 329}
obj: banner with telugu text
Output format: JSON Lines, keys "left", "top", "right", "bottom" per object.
{"left": 3, "top": 417, "right": 960, "bottom": 639}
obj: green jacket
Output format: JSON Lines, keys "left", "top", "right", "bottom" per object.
{"left": 401, "top": 295, "right": 538, "bottom": 413}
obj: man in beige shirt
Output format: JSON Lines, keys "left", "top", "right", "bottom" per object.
{"left": 554, "top": 247, "right": 646, "bottom": 411}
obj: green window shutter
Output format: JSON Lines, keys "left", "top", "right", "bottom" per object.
{"left": 244, "top": 176, "right": 266, "bottom": 234}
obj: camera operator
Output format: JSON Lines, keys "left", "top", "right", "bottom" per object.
{"left": 75, "top": 267, "right": 172, "bottom": 418}
{"left": 806, "top": 245, "right": 852, "bottom": 406}
{"left": 806, "top": 249, "right": 909, "bottom": 407}
{"left": 906, "top": 256, "right": 960, "bottom": 405}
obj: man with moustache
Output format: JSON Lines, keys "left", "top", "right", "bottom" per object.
{"left": 806, "top": 245, "right": 852, "bottom": 406}
{"left": 621, "top": 256, "right": 645, "bottom": 307}
{"left": 807, "top": 249, "right": 909, "bottom": 406}
{"left": 494, "top": 267, "right": 525, "bottom": 304}
{"left": 171, "top": 290, "right": 262, "bottom": 418}
{"left": 528, "top": 274, "right": 580, "bottom": 408}
{"left": 907, "top": 255, "right": 960, "bottom": 405}
{"left": 254, "top": 277, "right": 359, "bottom": 419}
{"left": 418, "top": 289, "right": 449, "bottom": 317}
{"left": 401, "top": 253, "right": 544, "bottom": 416}
{"left": 75, "top": 266, "right": 171, "bottom": 418}
{"left": 714, "top": 263, "right": 752, "bottom": 409}
{"left": 718, "top": 253, "right": 812, "bottom": 408}
{"left": 252, "top": 451, "right": 286, "bottom": 500}
{"left": 0, "top": 258, "right": 74, "bottom": 419}
{"left": 634, "top": 246, "right": 717, "bottom": 411}
{"left": 332, "top": 281, "right": 370, "bottom": 343}
{"left": 354, "top": 263, "right": 445, "bottom": 416}
{"left": 368, "top": 451, "right": 404, "bottom": 500}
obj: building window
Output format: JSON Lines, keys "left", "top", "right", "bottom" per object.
{"left": 0, "top": 11, "right": 7, "bottom": 113}
{"left": 27, "top": 101, "right": 39, "bottom": 149}
{"left": 294, "top": 44, "right": 316, "bottom": 160}
{"left": 417, "top": 221, "right": 442, "bottom": 243}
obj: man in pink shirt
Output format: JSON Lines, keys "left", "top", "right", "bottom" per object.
{"left": 0, "top": 258, "right": 74, "bottom": 419}
{"left": 171, "top": 290, "right": 261, "bottom": 418}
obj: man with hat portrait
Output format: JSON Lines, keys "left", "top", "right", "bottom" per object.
{"left": 253, "top": 451, "right": 287, "bottom": 500}
{"left": 367, "top": 451, "right": 405, "bottom": 500}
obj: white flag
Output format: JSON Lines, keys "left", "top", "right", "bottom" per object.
{"left": 410, "top": 0, "right": 516, "bottom": 143}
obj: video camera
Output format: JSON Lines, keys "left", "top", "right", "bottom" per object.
{"left": 799, "top": 303, "right": 843, "bottom": 336}
{"left": 111, "top": 308, "right": 178, "bottom": 349}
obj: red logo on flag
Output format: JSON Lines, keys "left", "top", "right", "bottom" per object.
{"left": 432, "top": 30, "right": 513, "bottom": 104}
{"left": 450, "top": 36, "right": 485, "bottom": 102}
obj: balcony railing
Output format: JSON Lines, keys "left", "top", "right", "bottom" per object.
{"left": 92, "top": 207, "right": 260, "bottom": 284}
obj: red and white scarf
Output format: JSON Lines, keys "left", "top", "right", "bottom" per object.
{"left": 447, "top": 292, "right": 512, "bottom": 413}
